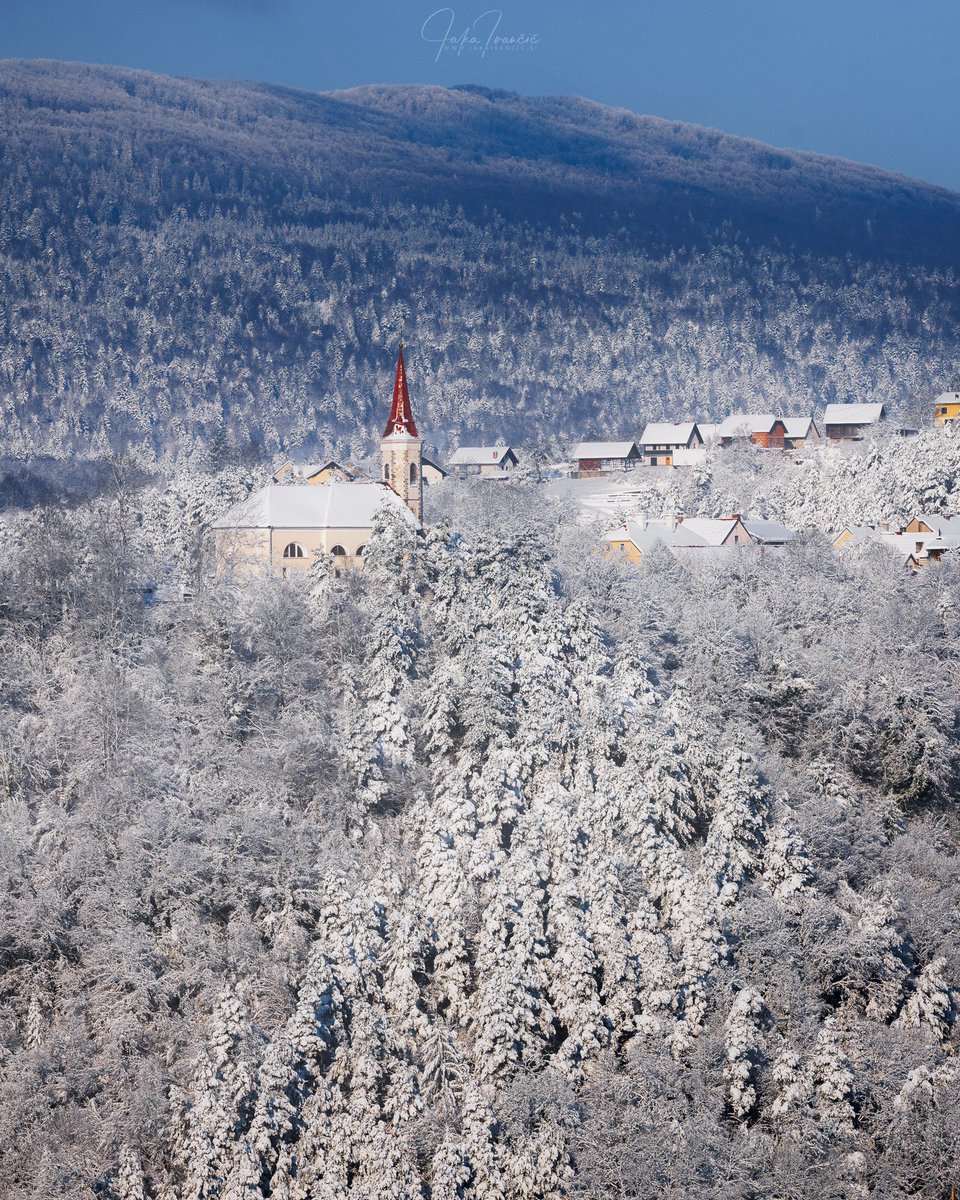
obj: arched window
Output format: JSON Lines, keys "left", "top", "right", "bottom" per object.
{"left": 282, "top": 542, "right": 304, "bottom": 558}
{"left": 409, "top": 461, "right": 418, "bottom": 484}
{"left": 355, "top": 544, "right": 367, "bottom": 557}
{"left": 383, "top": 462, "right": 390, "bottom": 481}
{"left": 331, "top": 544, "right": 348, "bottom": 557}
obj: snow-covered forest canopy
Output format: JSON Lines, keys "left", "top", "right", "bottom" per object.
{"left": 2, "top": 60, "right": 960, "bottom": 463}
{"left": 1, "top": 443, "right": 960, "bottom": 1198}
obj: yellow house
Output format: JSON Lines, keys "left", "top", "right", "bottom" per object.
{"left": 212, "top": 479, "right": 415, "bottom": 578}
{"left": 934, "top": 392, "right": 960, "bottom": 427}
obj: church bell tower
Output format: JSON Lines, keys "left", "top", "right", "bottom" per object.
{"left": 380, "top": 343, "right": 423, "bottom": 522}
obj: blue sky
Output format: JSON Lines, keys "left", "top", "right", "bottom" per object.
{"left": 4, "top": 0, "right": 959, "bottom": 191}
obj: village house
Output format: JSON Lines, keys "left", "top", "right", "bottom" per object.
{"left": 933, "top": 392, "right": 960, "bottom": 427}
{"left": 781, "top": 417, "right": 821, "bottom": 449}
{"left": 213, "top": 345, "right": 423, "bottom": 577}
{"left": 448, "top": 445, "right": 519, "bottom": 478}
{"left": 822, "top": 402, "right": 886, "bottom": 441}
{"left": 421, "top": 456, "right": 448, "bottom": 485}
{"left": 637, "top": 422, "right": 703, "bottom": 466}
{"left": 604, "top": 513, "right": 755, "bottom": 562}
{"left": 742, "top": 518, "right": 798, "bottom": 545}
{"left": 696, "top": 423, "right": 720, "bottom": 446}
{"left": 272, "top": 460, "right": 357, "bottom": 484}
{"left": 717, "top": 413, "right": 787, "bottom": 449}
{"left": 572, "top": 440, "right": 641, "bottom": 475}
{"left": 833, "top": 515, "right": 960, "bottom": 570}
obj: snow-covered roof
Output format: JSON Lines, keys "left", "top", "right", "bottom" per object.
{"left": 743, "top": 519, "right": 798, "bottom": 544}
{"left": 573, "top": 441, "right": 639, "bottom": 459}
{"left": 273, "top": 459, "right": 354, "bottom": 481}
{"left": 680, "top": 517, "right": 747, "bottom": 546}
{"left": 781, "top": 417, "right": 818, "bottom": 438}
{"left": 211, "top": 481, "right": 412, "bottom": 531}
{"left": 421, "top": 455, "right": 448, "bottom": 475}
{"left": 822, "top": 402, "right": 885, "bottom": 426}
{"left": 934, "top": 392, "right": 960, "bottom": 404}
{"left": 717, "top": 413, "right": 781, "bottom": 437}
{"left": 606, "top": 515, "right": 749, "bottom": 552}
{"left": 448, "top": 446, "right": 516, "bottom": 465}
{"left": 697, "top": 423, "right": 720, "bottom": 443}
{"left": 639, "top": 422, "right": 699, "bottom": 446}
{"left": 912, "top": 514, "right": 960, "bottom": 537}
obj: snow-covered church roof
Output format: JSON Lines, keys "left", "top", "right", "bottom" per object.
{"left": 211, "top": 481, "right": 414, "bottom": 531}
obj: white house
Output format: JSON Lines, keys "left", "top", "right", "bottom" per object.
{"left": 637, "top": 422, "right": 703, "bottom": 466}
{"left": 448, "top": 446, "right": 520, "bottom": 478}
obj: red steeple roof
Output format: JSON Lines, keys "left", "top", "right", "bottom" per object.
{"left": 382, "top": 343, "right": 419, "bottom": 438}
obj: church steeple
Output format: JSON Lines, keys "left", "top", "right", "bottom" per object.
{"left": 380, "top": 342, "right": 423, "bottom": 522}
{"left": 383, "top": 343, "right": 419, "bottom": 438}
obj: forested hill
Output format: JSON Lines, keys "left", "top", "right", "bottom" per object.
{"left": 2, "top": 59, "right": 959, "bottom": 462}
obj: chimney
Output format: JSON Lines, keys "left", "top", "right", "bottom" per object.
{"left": 676, "top": 510, "right": 685, "bottom": 525}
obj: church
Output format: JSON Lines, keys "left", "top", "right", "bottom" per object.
{"left": 212, "top": 346, "right": 424, "bottom": 577}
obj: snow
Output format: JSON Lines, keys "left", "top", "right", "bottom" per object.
{"left": 211, "top": 481, "right": 412, "bottom": 530}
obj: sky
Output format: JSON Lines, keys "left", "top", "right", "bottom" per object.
{"left": 3, "top": 0, "right": 959, "bottom": 191}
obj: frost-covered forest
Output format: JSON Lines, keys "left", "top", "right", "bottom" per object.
{"left": 2, "top": 60, "right": 960, "bottom": 462}
{"left": 1, "top": 445, "right": 960, "bottom": 1199}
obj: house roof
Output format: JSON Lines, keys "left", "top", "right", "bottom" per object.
{"left": 680, "top": 517, "right": 748, "bottom": 546}
{"left": 781, "top": 417, "right": 818, "bottom": 439}
{"left": 911, "top": 514, "right": 960, "bottom": 537}
{"left": 573, "top": 441, "right": 639, "bottom": 459}
{"left": 639, "top": 422, "right": 699, "bottom": 446}
{"left": 421, "top": 455, "right": 448, "bottom": 476}
{"left": 212, "top": 481, "right": 412, "bottom": 531}
{"left": 823, "top": 402, "right": 885, "bottom": 426}
{"left": 743, "top": 519, "right": 798, "bottom": 544}
{"left": 717, "top": 413, "right": 783, "bottom": 437}
{"left": 448, "top": 445, "right": 516, "bottom": 465}
{"left": 606, "top": 515, "right": 749, "bottom": 552}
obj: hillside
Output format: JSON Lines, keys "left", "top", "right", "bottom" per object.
{"left": 1, "top": 460, "right": 959, "bottom": 1197}
{"left": 1, "top": 59, "right": 959, "bottom": 461}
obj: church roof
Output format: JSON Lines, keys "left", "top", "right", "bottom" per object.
{"left": 382, "top": 344, "right": 419, "bottom": 438}
{"left": 211, "top": 481, "right": 413, "bottom": 531}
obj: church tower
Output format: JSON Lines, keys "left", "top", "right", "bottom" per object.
{"left": 380, "top": 343, "right": 423, "bottom": 522}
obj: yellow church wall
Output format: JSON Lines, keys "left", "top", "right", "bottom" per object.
{"left": 214, "top": 526, "right": 372, "bottom": 580}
